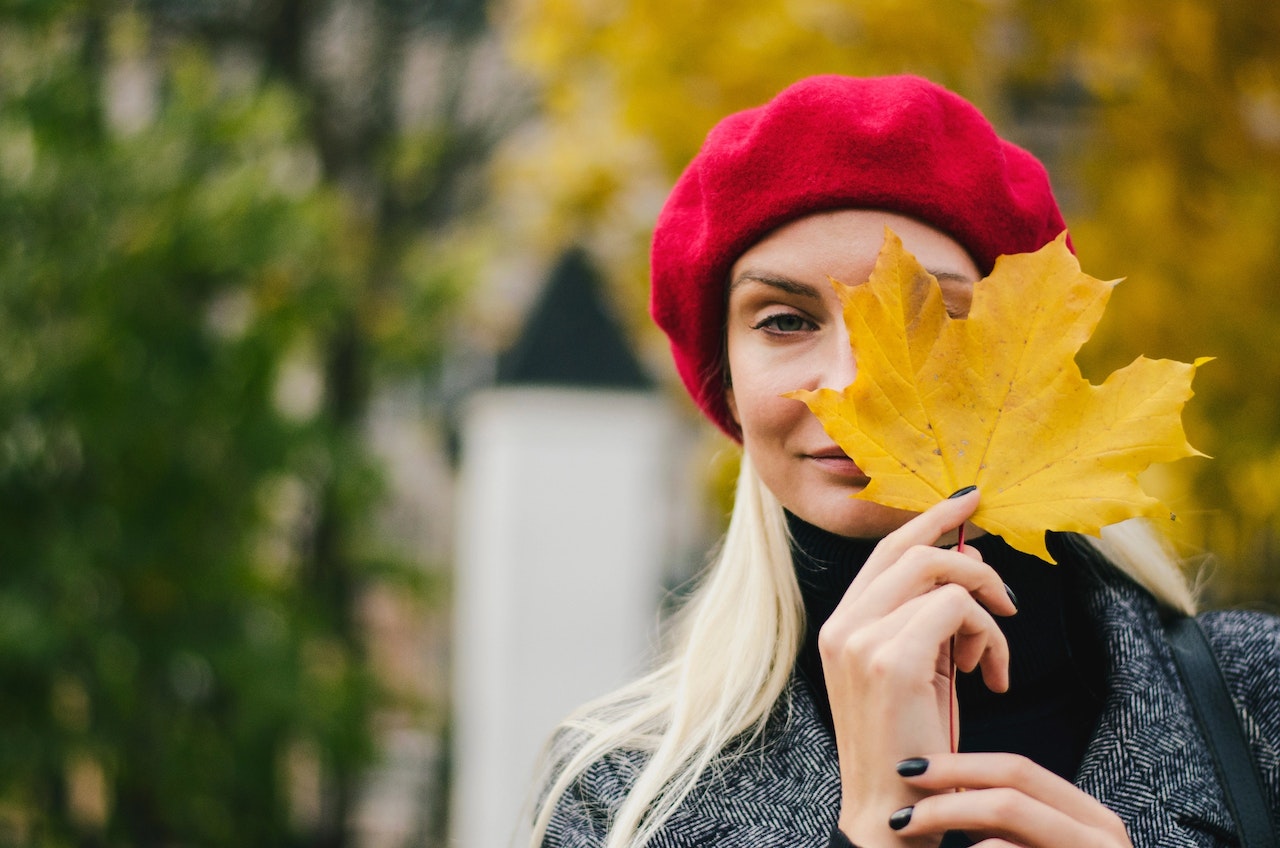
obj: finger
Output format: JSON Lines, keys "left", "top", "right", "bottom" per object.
{"left": 953, "top": 533, "right": 987, "bottom": 561}
{"left": 893, "top": 787, "right": 1125, "bottom": 847}
{"left": 836, "top": 584, "right": 1010, "bottom": 694}
{"left": 843, "top": 542, "right": 1016, "bottom": 623}
{"left": 860, "top": 488, "right": 981, "bottom": 579}
{"left": 912, "top": 587, "right": 1011, "bottom": 692}
{"left": 897, "top": 753, "right": 1124, "bottom": 828}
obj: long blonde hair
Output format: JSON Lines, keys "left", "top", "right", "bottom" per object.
{"left": 529, "top": 455, "right": 1196, "bottom": 848}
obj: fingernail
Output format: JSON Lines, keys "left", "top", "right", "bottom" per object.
{"left": 1004, "top": 582, "right": 1020, "bottom": 611}
{"left": 889, "top": 806, "right": 914, "bottom": 831}
{"left": 896, "top": 757, "right": 929, "bottom": 777}
{"left": 948, "top": 485, "right": 977, "bottom": 499}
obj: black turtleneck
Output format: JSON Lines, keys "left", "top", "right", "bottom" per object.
{"left": 788, "top": 511, "right": 1107, "bottom": 785}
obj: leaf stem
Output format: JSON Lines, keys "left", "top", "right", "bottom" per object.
{"left": 950, "top": 524, "right": 965, "bottom": 754}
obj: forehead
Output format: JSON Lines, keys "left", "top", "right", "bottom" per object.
{"left": 730, "top": 209, "right": 980, "bottom": 284}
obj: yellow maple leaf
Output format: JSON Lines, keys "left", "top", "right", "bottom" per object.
{"left": 787, "top": 229, "right": 1209, "bottom": 562}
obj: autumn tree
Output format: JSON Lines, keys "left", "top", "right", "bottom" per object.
{"left": 494, "top": 0, "right": 1280, "bottom": 604}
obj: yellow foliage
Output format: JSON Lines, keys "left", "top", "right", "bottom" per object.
{"left": 789, "top": 231, "right": 1206, "bottom": 562}
{"left": 495, "top": 0, "right": 1280, "bottom": 596}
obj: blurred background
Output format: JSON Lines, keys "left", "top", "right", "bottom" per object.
{"left": 2, "top": 0, "right": 1279, "bottom": 846}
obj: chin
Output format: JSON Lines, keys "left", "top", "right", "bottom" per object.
{"left": 802, "top": 499, "right": 918, "bottom": 539}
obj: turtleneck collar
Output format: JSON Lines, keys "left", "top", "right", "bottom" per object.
{"left": 786, "top": 510, "right": 1105, "bottom": 783}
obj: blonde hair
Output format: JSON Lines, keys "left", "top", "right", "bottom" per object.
{"left": 530, "top": 456, "right": 1196, "bottom": 847}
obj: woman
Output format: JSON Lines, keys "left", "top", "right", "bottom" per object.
{"left": 531, "top": 75, "right": 1280, "bottom": 848}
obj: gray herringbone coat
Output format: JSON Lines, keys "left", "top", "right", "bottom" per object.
{"left": 543, "top": 564, "right": 1280, "bottom": 847}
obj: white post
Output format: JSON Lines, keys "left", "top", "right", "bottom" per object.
{"left": 452, "top": 386, "right": 675, "bottom": 848}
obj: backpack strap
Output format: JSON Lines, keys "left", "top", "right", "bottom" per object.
{"left": 1164, "top": 615, "right": 1279, "bottom": 848}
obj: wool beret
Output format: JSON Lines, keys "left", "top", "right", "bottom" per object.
{"left": 650, "top": 74, "right": 1070, "bottom": 440}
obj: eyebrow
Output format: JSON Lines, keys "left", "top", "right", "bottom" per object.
{"left": 728, "top": 272, "right": 824, "bottom": 299}
{"left": 730, "top": 268, "right": 975, "bottom": 297}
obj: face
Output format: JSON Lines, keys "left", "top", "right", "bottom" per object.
{"left": 724, "top": 209, "right": 980, "bottom": 538}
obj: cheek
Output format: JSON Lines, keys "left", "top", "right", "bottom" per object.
{"left": 727, "top": 341, "right": 806, "bottom": 436}
{"left": 727, "top": 371, "right": 808, "bottom": 441}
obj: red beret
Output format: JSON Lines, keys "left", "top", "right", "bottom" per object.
{"left": 650, "top": 74, "right": 1070, "bottom": 440}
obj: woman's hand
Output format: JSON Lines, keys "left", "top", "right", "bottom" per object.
{"left": 823, "top": 489, "right": 1016, "bottom": 847}
{"left": 887, "top": 752, "right": 1134, "bottom": 847}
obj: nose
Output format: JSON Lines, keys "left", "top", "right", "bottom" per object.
{"left": 820, "top": 322, "right": 858, "bottom": 391}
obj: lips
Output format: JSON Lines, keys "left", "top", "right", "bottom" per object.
{"left": 806, "top": 447, "right": 867, "bottom": 480}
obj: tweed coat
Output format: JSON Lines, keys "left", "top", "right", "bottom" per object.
{"left": 542, "top": 560, "right": 1280, "bottom": 848}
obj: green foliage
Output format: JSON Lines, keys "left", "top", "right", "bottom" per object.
{"left": 0, "top": 3, "right": 478, "bottom": 842}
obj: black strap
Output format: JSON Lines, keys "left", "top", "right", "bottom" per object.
{"left": 828, "top": 825, "right": 860, "bottom": 848}
{"left": 1164, "top": 615, "right": 1279, "bottom": 848}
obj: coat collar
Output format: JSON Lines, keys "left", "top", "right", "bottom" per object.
{"left": 771, "top": 549, "right": 1238, "bottom": 846}
{"left": 1070, "top": 554, "right": 1237, "bottom": 845}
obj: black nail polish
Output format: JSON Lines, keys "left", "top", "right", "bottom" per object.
{"left": 1004, "top": 582, "right": 1020, "bottom": 611}
{"left": 896, "top": 757, "right": 929, "bottom": 777}
{"left": 948, "top": 485, "right": 977, "bottom": 499}
{"left": 888, "top": 806, "right": 914, "bottom": 831}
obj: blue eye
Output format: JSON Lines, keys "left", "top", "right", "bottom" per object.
{"left": 755, "top": 313, "right": 812, "bottom": 333}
